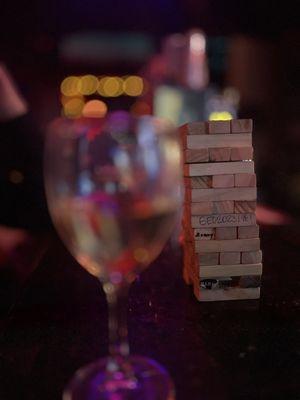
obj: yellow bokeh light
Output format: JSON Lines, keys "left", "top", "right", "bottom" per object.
{"left": 209, "top": 111, "right": 233, "bottom": 121}
{"left": 82, "top": 100, "right": 107, "bottom": 118}
{"left": 63, "top": 98, "right": 85, "bottom": 118}
{"left": 98, "top": 76, "right": 123, "bottom": 97}
{"left": 78, "top": 75, "right": 98, "bottom": 95}
{"left": 60, "top": 94, "right": 84, "bottom": 105}
{"left": 60, "top": 76, "right": 80, "bottom": 96}
{"left": 123, "top": 76, "right": 144, "bottom": 96}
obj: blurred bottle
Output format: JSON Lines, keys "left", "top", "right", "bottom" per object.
{"left": 153, "top": 30, "right": 238, "bottom": 125}
{"left": 154, "top": 30, "right": 215, "bottom": 125}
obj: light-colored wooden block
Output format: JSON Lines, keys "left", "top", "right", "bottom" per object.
{"left": 208, "top": 120, "right": 231, "bottom": 134}
{"left": 235, "top": 173, "right": 256, "bottom": 187}
{"left": 196, "top": 287, "right": 260, "bottom": 302}
{"left": 199, "top": 263, "right": 262, "bottom": 278}
{"left": 241, "top": 250, "right": 262, "bottom": 264}
{"left": 209, "top": 148, "right": 231, "bottom": 162}
{"left": 185, "top": 176, "right": 212, "bottom": 189}
{"left": 184, "top": 148, "right": 209, "bottom": 163}
{"left": 215, "top": 227, "right": 237, "bottom": 240}
{"left": 212, "top": 201, "right": 234, "bottom": 214}
{"left": 191, "top": 213, "right": 256, "bottom": 228}
{"left": 184, "top": 161, "right": 254, "bottom": 177}
{"left": 231, "top": 119, "right": 253, "bottom": 133}
{"left": 190, "top": 202, "right": 213, "bottom": 215}
{"left": 180, "top": 122, "right": 207, "bottom": 135}
{"left": 219, "top": 252, "right": 240, "bottom": 265}
{"left": 190, "top": 187, "right": 257, "bottom": 202}
{"left": 195, "top": 238, "right": 260, "bottom": 253}
{"left": 231, "top": 147, "right": 253, "bottom": 161}
{"left": 186, "top": 133, "right": 252, "bottom": 149}
{"left": 238, "top": 225, "right": 259, "bottom": 239}
{"left": 194, "top": 228, "right": 215, "bottom": 240}
{"left": 235, "top": 201, "right": 256, "bottom": 213}
{"left": 212, "top": 174, "right": 234, "bottom": 188}
{"left": 186, "top": 201, "right": 234, "bottom": 215}
{"left": 199, "top": 252, "right": 219, "bottom": 266}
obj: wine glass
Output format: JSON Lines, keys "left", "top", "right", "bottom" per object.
{"left": 44, "top": 111, "right": 182, "bottom": 399}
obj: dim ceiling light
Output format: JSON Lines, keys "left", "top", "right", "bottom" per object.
{"left": 209, "top": 111, "right": 233, "bottom": 121}
{"left": 63, "top": 98, "right": 85, "bottom": 118}
{"left": 82, "top": 100, "right": 107, "bottom": 118}
{"left": 60, "top": 76, "right": 80, "bottom": 96}
{"left": 78, "top": 75, "right": 98, "bottom": 95}
{"left": 123, "top": 76, "right": 143, "bottom": 96}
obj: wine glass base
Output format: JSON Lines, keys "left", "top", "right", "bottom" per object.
{"left": 63, "top": 355, "right": 175, "bottom": 400}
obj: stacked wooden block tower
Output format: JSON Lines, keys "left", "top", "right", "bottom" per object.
{"left": 180, "top": 119, "right": 262, "bottom": 301}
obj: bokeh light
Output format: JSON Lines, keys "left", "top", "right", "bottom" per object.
{"left": 60, "top": 94, "right": 84, "bottom": 106}
{"left": 60, "top": 75, "right": 145, "bottom": 99}
{"left": 82, "top": 100, "right": 107, "bottom": 118}
{"left": 9, "top": 169, "right": 24, "bottom": 184}
{"left": 98, "top": 76, "right": 123, "bottom": 97}
{"left": 123, "top": 76, "right": 144, "bottom": 96}
{"left": 131, "top": 101, "right": 151, "bottom": 116}
{"left": 60, "top": 76, "right": 80, "bottom": 96}
{"left": 209, "top": 111, "right": 233, "bottom": 121}
{"left": 78, "top": 75, "right": 98, "bottom": 95}
{"left": 63, "top": 98, "right": 85, "bottom": 118}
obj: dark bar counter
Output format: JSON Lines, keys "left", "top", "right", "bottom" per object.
{"left": 0, "top": 223, "right": 299, "bottom": 400}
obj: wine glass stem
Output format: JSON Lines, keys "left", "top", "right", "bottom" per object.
{"left": 104, "top": 282, "right": 130, "bottom": 360}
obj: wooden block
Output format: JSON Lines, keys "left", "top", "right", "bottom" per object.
{"left": 238, "top": 225, "right": 259, "bottom": 239}
{"left": 208, "top": 120, "right": 231, "bottom": 134}
{"left": 197, "top": 287, "right": 260, "bottom": 302}
{"left": 215, "top": 227, "right": 237, "bottom": 240}
{"left": 199, "top": 252, "right": 219, "bottom": 266}
{"left": 185, "top": 176, "right": 212, "bottom": 189}
{"left": 209, "top": 148, "right": 231, "bottom": 162}
{"left": 219, "top": 252, "right": 240, "bottom": 265}
{"left": 231, "top": 119, "right": 253, "bottom": 133}
{"left": 186, "top": 134, "right": 252, "bottom": 149}
{"left": 187, "top": 201, "right": 234, "bottom": 215}
{"left": 191, "top": 213, "right": 256, "bottom": 228}
{"left": 235, "top": 201, "right": 256, "bottom": 213}
{"left": 194, "top": 228, "right": 215, "bottom": 240}
{"left": 190, "top": 187, "right": 257, "bottom": 202}
{"left": 190, "top": 202, "right": 213, "bottom": 215}
{"left": 212, "top": 201, "right": 234, "bottom": 214}
{"left": 180, "top": 122, "right": 207, "bottom": 135}
{"left": 212, "top": 175, "right": 234, "bottom": 188}
{"left": 199, "top": 263, "right": 262, "bottom": 278}
{"left": 184, "top": 148, "right": 209, "bottom": 163}
{"left": 235, "top": 173, "right": 256, "bottom": 187}
{"left": 231, "top": 147, "right": 253, "bottom": 161}
{"left": 195, "top": 238, "right": 260, "bottom": 253}
{"left": 184, "top": 161, "right": 254, "bottom": 177}
{"left": 241, "top": 250, "right": 262, "bottom": 264}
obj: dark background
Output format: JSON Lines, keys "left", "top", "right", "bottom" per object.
{"left": 0, "top": 2, "right": 299, "bottom": 399}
